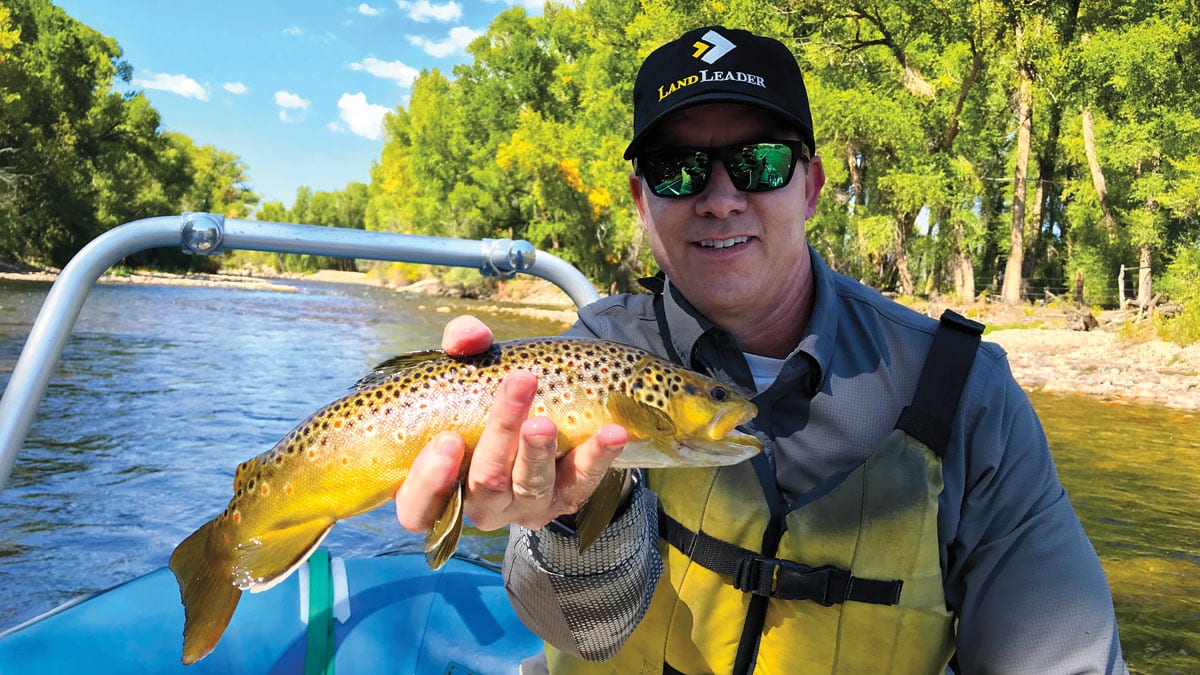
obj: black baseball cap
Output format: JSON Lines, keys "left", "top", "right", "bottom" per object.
{"left": 624, "top": 26, "right": 815, "bottom": 160}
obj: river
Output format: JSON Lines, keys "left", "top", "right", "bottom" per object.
{"left": 0, "top": 278, "right": 1195, "bottom": 673}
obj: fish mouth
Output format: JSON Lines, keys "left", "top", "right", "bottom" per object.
{"left": 705, "top": 404, "right": 757, "bottom": 441}
{"left": 674, "top": 431, "right": 762, "bottom": 466}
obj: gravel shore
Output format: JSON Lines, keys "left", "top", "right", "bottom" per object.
{"left": 5, "top": 269, "right": 1197, "bottom": 411}
{"left": 986, "top": 328, "right": 1200, "bottom": 411}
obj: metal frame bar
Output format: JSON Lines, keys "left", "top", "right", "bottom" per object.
{"left": 0, "top": 213, "right": 599, "bottom": 494}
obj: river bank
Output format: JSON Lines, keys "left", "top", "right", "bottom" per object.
{"left": 3, "top": 267, "right": 1198, "bottom": 412}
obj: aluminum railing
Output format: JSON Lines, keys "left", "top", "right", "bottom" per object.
{"left": 0, "top": 213, "right": 600, "bottom": 493}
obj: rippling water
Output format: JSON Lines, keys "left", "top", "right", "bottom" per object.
{"left": 0, "top": 279, "right": 1196, "bottom": 673}
{"left": 0, "top": 279, "right": 566, "bottom": 631}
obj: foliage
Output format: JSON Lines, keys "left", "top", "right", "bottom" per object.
{"left": 2, "top": 0, "right": 1198, "bottom": 315}
{"left": 1159, "top": 240, "right": 1200, "bottom": 344}
{"left": 224, "top": 182, "right": 369, "bottom": 274}
{"left": 0, "top": 0, "right": 255, "bottom": 269}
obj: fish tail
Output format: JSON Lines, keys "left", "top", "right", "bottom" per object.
{"left": 169, "top": 518, "right": 242, "bottom": 665}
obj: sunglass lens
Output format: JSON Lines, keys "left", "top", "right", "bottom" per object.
{"left": 645, "top": 150, "right": 710, "bottom": 197}
{"left": 728, "top": 143, "right": 794, "bottom": 192}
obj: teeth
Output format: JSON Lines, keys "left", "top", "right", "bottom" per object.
{"left": 698, "top": 236, "right": 750, "bottom": 249}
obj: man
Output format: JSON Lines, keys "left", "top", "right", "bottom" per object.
{"left": 396, "top": 25, "right": 1127, "bottom": 674}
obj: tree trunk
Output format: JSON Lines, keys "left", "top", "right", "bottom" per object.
{"left": 894, "top": 216, "right": 915, "bottom": 296}
{"left": 1138, "top": 244, "right": 1152, "bottom": 307}
{"left": 1002, "top": 39, "right": 1033, "bottom": 304}
{"left": 952, "top": 217, "right": 976, "bottom": 301}
{"left": 1081, "top": 107, "right": 1117, "bottom": 234}
{"left": 1032, "top": 0, "right": 1080, "bottom": 266}
{"left": 1028, "top": 165, "right": 1046, "bottom": 277}
{"left": 846, "top": 146, "right": 863, "bottom": 210}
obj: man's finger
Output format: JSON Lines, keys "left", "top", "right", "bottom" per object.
{"left": 395, "top": 432, "right": 465, "bottom": 532}
{"left": 551, "top": 424, "right": 628, "bottom": 515}
{"left": 442, "top": 315, "right": 493, "bottom": 357}
{"left": 466, "top": 370, "right": 538, "bottom": 501}
{"left": 510, "top": 416, "right": 560, "bottom": 504}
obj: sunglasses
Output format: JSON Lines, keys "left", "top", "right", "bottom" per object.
{"left": 637, "top": 140, "right": 810, "bottom": 198}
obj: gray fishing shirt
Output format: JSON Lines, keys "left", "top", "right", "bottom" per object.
{"left": 503, "top": 246, "right": 1127, "bottom": 674}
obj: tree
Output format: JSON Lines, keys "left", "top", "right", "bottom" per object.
{"left": 0, "top": 0, "right": 256, "bottom": 268}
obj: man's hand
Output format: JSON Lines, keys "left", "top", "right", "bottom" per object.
{"left": 395, "top": 315, "right": 629, "bottom": 534}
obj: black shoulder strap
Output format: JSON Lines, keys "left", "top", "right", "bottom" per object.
{"left": 650, "top": 282, "right": 684, "bottom": 366}
{"left": 894, "top": 310, "right": 985, "bottom": 458}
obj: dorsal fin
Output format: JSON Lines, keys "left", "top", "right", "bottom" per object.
{"left": 350, "top": 350, "right": 446, "bottom": 390}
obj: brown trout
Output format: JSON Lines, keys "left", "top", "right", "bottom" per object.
{"left": 169, "top": 337, "right": 761, "bottom": 664}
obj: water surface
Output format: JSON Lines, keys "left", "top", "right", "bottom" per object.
{"left": 0, "top": 279, "right": 1195, "bottom": 673}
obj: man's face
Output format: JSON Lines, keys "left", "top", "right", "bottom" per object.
{"left": 630, "top": 102, "right": 825, "bottom": 324}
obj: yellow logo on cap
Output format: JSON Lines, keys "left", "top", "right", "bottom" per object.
{"left": 692, "top": 30, "right": 735, "bottom": 63}
{"left": 656, "top": 31, "right": 761, "bottom": 102}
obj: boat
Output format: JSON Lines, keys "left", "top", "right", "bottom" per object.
{"left": 0, "top": 551, "right": 540, "bottom": 674}
{"left": 0, "top": 214, "right": 599, "bottom": 673}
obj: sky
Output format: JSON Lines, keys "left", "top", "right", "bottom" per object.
{"left": 54, "top": 0, "right": 542, "bottom": 209}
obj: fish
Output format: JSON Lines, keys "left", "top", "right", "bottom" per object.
{"left": 168, "top": 336, "right": 761, "bottom": 664}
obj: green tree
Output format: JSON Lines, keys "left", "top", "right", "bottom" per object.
{"left": 0, "top": 0, "right": 257, "bottom": 268}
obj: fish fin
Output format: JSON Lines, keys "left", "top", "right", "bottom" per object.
{"left": 232, "top": 518, "right": 334, "bottom": 593}
{"left": 169, "top": 518, "right": 242, "bottom": 665}
{"left": 351, "top": 350, "right": 446, "bottom": 389}
{"left": 575, "top": 468, "right": 628, "bottom": 553}
{"left": 606, "top": 390, "right": 676, "bottom": 436}
{"left": 424, "top": 482, "right": 464, "bottom": 570}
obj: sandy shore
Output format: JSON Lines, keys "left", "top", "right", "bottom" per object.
{"left": 4, "top": 268, "right": 1196, "bottom": 411}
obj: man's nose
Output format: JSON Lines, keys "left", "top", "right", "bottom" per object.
{"left": 695, "top": 160, "right": 747, "bottom": 218}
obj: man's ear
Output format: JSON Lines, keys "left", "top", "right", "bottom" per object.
{"left": 804, "top": 156, "right": 825, "bottom": 219}
{"left": 629, "top": 172, "right": 650, "bottom": 225}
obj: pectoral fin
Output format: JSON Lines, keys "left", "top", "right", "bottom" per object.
{"left": 233, "top": 518, "right": 334, "bottom": 593}
{"left": 424, "top": 482, "right": 464, "bottom": 570}
{"left": 575, "top": 468, "right": 628, "bottom": 553}
{"left": 607, "top": 391, "right": 676, "bottom": 436}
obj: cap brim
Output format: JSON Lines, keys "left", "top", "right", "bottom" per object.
{"left": 624, "top": 92, "right": 814, "bottom": 159}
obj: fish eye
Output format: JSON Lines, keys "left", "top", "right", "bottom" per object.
{"left": 709, "top": 385, "right": 729, "bottom": 402}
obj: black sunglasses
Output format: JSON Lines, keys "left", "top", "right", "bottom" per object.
{"left": 637, "top": 140, "right": 810, "bottom": 198}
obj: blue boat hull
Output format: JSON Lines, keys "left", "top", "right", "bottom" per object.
{"left": 0, "top": 552, "right": 542, "bottom": 674}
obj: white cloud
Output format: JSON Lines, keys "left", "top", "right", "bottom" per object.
{"left": 223, "top": 82, "right": 248, "bottom": 95}
{"left": 357, "top": 3, "right": 381, "bottom": 15}
{"left": 408, "top": 26, "right": 481, "bottom": 58}
{"left": 274, "top": 90, "right": 311, "bottom": 122}
{"left": 481, "top": 0, "right": 544, "bottom": 14}
{"left": 134, "top": 71, "right": 210, "bottom": 101}
{"left": 348, "top": 57, "right": 420, "bottom": 87}
{"left": 396, "top": 0, "right": 461, "bottom": 23}
{"left": 335, "top": 92, "right": 389, "bottom": 140}
{"left": 283, "top": 26, "right": 303, "bottom": 36}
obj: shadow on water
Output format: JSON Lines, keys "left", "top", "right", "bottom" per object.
{"left": 1030, "top": 391, "right": 1199, "bottom": 674}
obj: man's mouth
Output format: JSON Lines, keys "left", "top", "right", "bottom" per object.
{"left": 697, "top": 236, "right": 751, "bottom": 249}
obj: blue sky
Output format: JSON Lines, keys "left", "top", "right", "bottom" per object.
{"left": 55, "top": 0, "right": 541, "bottom": 209}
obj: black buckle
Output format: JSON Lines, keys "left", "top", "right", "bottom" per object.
{"left": 733, "top": 558, "right": 851, "bottom": 606}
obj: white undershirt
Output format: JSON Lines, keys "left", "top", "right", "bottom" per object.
{"left": 743, "top": 351, "right": 786, "bottom": 394}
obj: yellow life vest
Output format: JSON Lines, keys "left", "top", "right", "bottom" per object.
{"left": 546, "top": 310, "right": 981, "bottom": 674}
